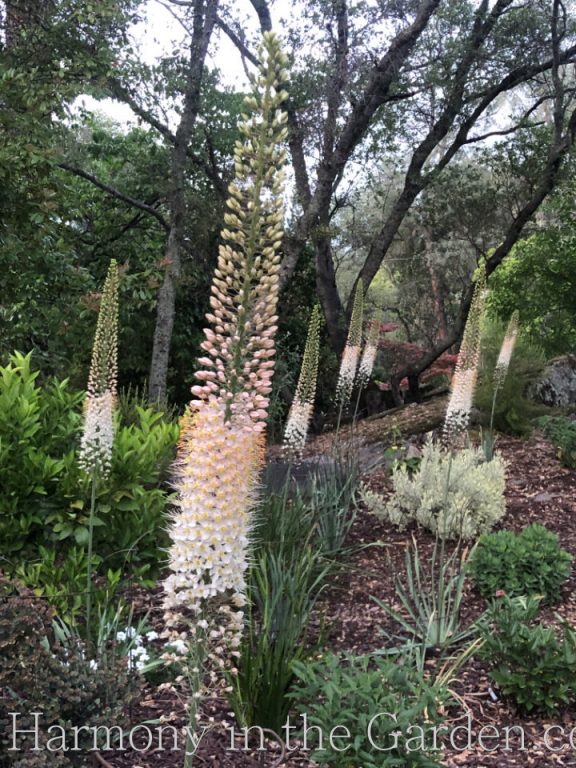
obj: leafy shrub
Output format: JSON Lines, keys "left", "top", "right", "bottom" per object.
{"left": 363, "top": 440, "right": 506, "bottom": 539}
{"left": 0, "top": 573, "right": 141, "bottom": 767}
{"left": 12, "top": 545, "right": 109, "bottom": 626}
{"left": 289, "top": 652, "right": 448, "bottom": 767}
{"left": 0, "top": 353, "right": 178, "bottom": 567}
{"left": 469, "top": 524, "right": 572, "bottom": 603}
{"left": 475, "top": 318, "right": 546, "bottom": 435}
{"left": 479, "top": 595, "right": 576, "bottom": 714}
{"left": 536, "top": 415, "right": 576, "bottom": 468}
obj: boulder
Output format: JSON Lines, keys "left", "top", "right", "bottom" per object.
{"left": 530, "top": 355, "right": 576, "bottom": 407}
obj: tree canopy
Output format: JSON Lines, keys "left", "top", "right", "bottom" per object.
{"left": 1, "top": 0, "right": 576, "bottom": 405}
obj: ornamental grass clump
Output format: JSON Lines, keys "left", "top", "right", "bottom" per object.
{"left": 443, "top": 267, "right": 487, "bottom": 445}
{"left": 282, "top": 304, "right": 322, "bottom": 459}
{"left": 162, "top": 32, "right": 289, "bottom": 761}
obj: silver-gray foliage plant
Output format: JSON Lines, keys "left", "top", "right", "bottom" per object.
{"left": 362, "top": 439, "right": 506, "bottom": 540}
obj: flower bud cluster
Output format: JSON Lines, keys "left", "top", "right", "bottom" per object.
{"left": 443, "top": 267, "right": 487, "bottom": 443}
{"left": 356, "top": 310, "right": 382, "bottom": 389}
{"left": 191, "top": 32, "right": 289, "bottom": 433}
{"left": 494, "top": 310, "right": 519, "bottom": 389}
{"left": 283, "top": 305, "right": 322, "bottom": 459}
{"left": 336, "top": 279, "right": 364, "bottom": 409}
{"left": 78, "top": 260, "right": 119, "bottom": 477}
{"left": 162, "top": 34, "right": 289, "bottom": 721}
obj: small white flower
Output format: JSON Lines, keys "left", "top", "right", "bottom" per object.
{"left": 167, "top": 639, "right": 188, "bottom": 655}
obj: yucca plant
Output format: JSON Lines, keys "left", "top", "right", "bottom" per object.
{"left": 374, "top": 537, "right": 476, "bottom": 654}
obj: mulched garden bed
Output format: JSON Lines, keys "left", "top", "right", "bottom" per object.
{"left": 100, "top": 431, "right": 576, "bottom": 768}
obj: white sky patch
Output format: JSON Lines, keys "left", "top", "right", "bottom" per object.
{"left": 75, "top": 0, "right": 297, "bottom": 127}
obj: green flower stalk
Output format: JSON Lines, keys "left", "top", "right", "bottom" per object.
{"left": 283, "top": 304, "right": 322, "bottom": 459}
{"left": 162, "top": 33, "right": 289, "bottom": 761}
{"left": 336, "top": 280, "right": 364, "bottom": 411}
{"left": 78, "top": 259, "right": 119, "bottom": 648}
{"left": 443, "top": 267, "right": 487, "bottom": 444}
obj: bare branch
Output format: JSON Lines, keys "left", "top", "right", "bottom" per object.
{"left": 106, "top": 77, "right": 226, "bottom": 198}
{"left": 248, "top": 0, "right": 272, "bottom": 33}
{"left": 463, "top": 122, "right": 545, "bottom": 145}
{"left": 394, "top": 101, "right": 576, "bottom": 385}
{"left": 58, "top": 163, "right": 170, "bottom": 230}
{"left": 215, "top": 15, "right": 260, "bottom": 67}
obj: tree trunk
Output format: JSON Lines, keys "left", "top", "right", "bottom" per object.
{"left": 148, "top": 232, "right": 180, "bottom": 402}
{"left": 148, "top": 0, "right": 219, "bottom": 403}
{"left": 315, "top": 237, "right": 346, "bottom": 354}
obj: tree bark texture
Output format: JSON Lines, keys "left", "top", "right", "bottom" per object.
{"left": 148, "top": 0, "right": 219, "bottom": 403}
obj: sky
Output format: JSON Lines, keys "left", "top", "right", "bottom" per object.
{"left": 75, "top": 0, "right": 292, "bottom": 126}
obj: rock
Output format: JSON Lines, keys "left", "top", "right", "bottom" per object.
{"left": 530, "top": 355, "right": 576, "bottom": 407}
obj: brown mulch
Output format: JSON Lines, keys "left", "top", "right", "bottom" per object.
{"left": 99, "top": 429, "right": 576, "bottom": 768}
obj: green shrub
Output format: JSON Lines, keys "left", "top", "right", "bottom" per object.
{"left": 363, "top": 440, "right": 506, "bottom": 539}
{"left": 535, "top": 415, "right": 576, "bottom": 468}
{"left": 0, "top": 352, "right": 179, "bottom": 602}
{"left": 469, "top": 524, "right": 572, "bottom": 603}
{"left": 0, "top": 573, "right": 141, "bottom": 767}
{"left": 475, "top": 318, "right": 546, "bottom": 435}
{"left": 479, "top": 595, "right": 576, "bottom": 714}
{"left": 289, "top": 652, "right": 448, "bottom": 767}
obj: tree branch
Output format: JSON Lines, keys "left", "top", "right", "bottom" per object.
{"left": 107, "top": 77, "right": 227, "bottom": 198}
{"left": 395, "top": 101, "right": 576, "bottom": 386}
{"left": 215, "top": 15, "right": 260, "bottom": 67}
{"left": 58, "top": 163, "right": 170, "bottom": 230}
{"left": 356, "top": 8, "right": 576, "bottom": 300}
{"left": 248, "top": 0, "right": 272, "bottom": 32}
{"left": 279, "top": 0, "right": 442, "bottom": 294}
